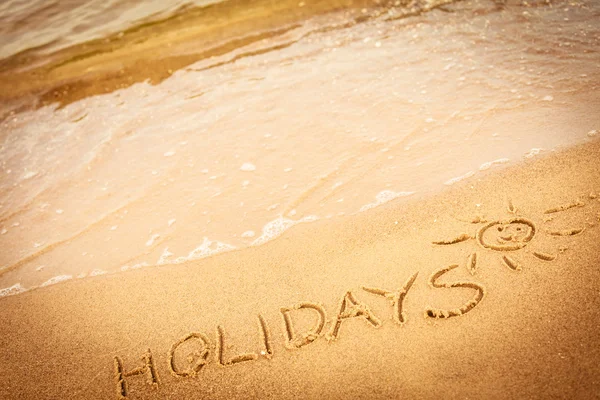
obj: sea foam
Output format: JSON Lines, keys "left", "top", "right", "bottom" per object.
{"left": 172, "top": 237, "right": 236, "bottom": 264}
{"left": 359, "top": 190, "right": 415, "bottom": 212}
{"left": 0, "top": 283, "right": 27, "bottom": 298}
{"left": 444, "top": 171, "right": 475, "bottom": 186}
{"left": 40, "top": 275, "right": 73, "bottom": 287}
{"left": 252, "top": 216, "right": 319, "bottom": 246}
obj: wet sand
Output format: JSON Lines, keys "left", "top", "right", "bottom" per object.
{"left": 0, "top": 139, "right": 599, "bottom": 399}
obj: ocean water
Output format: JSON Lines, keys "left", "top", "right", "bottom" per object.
{"left": 0, "top": 0, "right": 599, "bottom": 296}
{"left": 0, "top": 0, "right": 222, "bottom": 59}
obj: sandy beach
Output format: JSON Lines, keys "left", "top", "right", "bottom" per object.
{"left": 1, "top": 0, "right": 600, "bottom": 399}
{"left": 1, "top": 139, "right": 599, "bottom": 399}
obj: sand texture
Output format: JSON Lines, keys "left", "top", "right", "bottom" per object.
{"left": 1, "top": 140, "right": 600, "bottom": 399}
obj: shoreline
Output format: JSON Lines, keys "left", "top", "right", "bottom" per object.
{"left": 1, "top": 139, "right": 599, "bottom": 399}
{"left": 1, "top": 0, "right": 599, "bottom": 292}
{"left": 0, "top": 138, "right": 582, "bottom": 299}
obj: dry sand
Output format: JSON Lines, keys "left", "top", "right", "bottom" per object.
{"left": 0, "top": 139, "right": 599, "bottom": 399}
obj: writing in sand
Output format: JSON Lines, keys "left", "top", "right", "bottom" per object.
{"left": 113, "top": 197, "right": 597, "bottom": 399}
{"left": 113, "top": 265, "right": 479, "bottom": 399}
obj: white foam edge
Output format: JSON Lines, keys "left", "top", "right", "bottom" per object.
{"left": 359, "top": 190, "right": 415, "bottom": 212}
{"left": 251, "top": 216, "right": 319, "bottom": 246}
{"left": 444, "top": 171, "right": 475, "bottom": 186}
{"left": 479, "top": 158, "right": 510, "bottom": 171}
{"left": 0, "top": 271, "right": 95, "bottom": 298}
{"left": 157, "top": 247, "right": 174, "bottom": 265}
{"left": 120, "top": 262, "right": 149, "bottom": 271}
{"left": 0, "top": 283, "right": 27, "bottom": 298}
{"left": 0, "top": 220, "right": 322, "bottom": 298}
{"left": 171, "top": 237, "right": 237, "bottom": 264}
{"left": 40, "top": 274, "right": 73, "bottom": 287}
{"left": 524, "top": 148, "right": 544, "bottom": 159}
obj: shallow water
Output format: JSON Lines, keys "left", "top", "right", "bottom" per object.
{"left": 0, "top": 0, "right": 599, "bottom": 295}
{"left": 0, "top": 0, "right": 221, "bottom": 59}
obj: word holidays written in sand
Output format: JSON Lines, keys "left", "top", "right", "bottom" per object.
{"left": 113, "top": 267, "right": 483, "bottom": 399}
{"left": 113, "top": 195, "right": 598, "bottom": 398}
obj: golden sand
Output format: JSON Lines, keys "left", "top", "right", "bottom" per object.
{"left": 0, "top": 139, "right": 599, "bottom": 399}
{"left": 1, "top": 0, "right": 599, "bottom": 398}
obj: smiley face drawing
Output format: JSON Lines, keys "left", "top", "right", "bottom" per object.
{"left": 432, "top": 198, "right": 591, "bottom": 274}
{"left": 476, "top": 218, "right": 535, "bottom": 251}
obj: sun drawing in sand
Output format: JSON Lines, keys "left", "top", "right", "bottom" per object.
{"left": 432, "top": 197, "right": 592, "bottom": 274}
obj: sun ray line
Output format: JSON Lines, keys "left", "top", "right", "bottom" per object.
{"left": 544, "top": 200, "right": 585, "bottom": 214}
{"left": 454, "top": 215, "right": 487, "bottom": 224}
{"left": 502, "top": 255, "right": 522, "bottom": 271}
{"left": 466, "top": 252, "right": 477, "bottom": 275}
{"left": 507, "top": 197, "right": 517, "bottom": 214}
{"left": 546, "top": 227, "right": 584, "bottom": 236}
{"left": 532, "top": 251, "right": 556, "bottom": 261}
{"left": 432, "top": 233, "right": 473, "bottom": 245}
